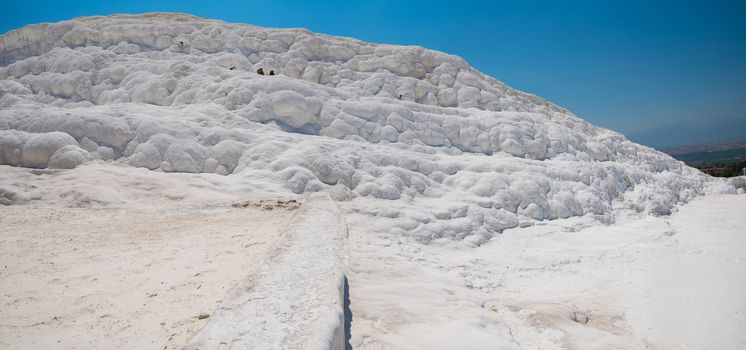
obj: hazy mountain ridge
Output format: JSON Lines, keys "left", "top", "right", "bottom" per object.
{"left": 662, "top": 139, "right": 746, "bottom": 155}
{"left": 627, "top": 116, "right": 746, "bottom": 149}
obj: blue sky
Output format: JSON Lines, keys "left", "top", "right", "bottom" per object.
{"left": 1, "top": 0, "right": 745, "bottom": 146}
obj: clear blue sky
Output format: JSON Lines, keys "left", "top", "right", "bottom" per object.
{"left": 1, "top": 0, "right": 745, "bottom": 145}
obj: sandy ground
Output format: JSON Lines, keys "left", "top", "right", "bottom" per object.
{"left": 0, "top": 196, "right": 300, "bottom": 349}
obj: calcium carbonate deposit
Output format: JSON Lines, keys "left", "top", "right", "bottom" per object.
{"left": 2, "top": 13, "right": 745, "bottom": 349}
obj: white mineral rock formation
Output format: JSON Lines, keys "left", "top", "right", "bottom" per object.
{"left": 3, "top": 13, "right": 746, "bottom": 350}
{"left": 3, "top": 13, "right": 741, "bottom": 244}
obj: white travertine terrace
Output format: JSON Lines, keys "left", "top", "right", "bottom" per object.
{"left": 1, "top": 12, "right": 742, "bottom": 244}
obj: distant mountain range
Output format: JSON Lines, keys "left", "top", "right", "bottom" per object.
{"left": 658, "top": 139, "right": 746, "bottom": 176}
{"left": 661, "top": 139, "right": 746, "bottom": 155}
{"left": 626, "top": 116, "right": 746, "bottom": 149}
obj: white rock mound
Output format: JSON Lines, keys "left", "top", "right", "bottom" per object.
{"left": 1, "top": 13, "right": 742, "bottom": 243}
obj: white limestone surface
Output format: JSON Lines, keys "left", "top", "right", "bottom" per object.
{"left": 184, "top": 193, "right": 349, "bottom": 350}
{"left": 2, "top": 13, "right": 745, "bottom": 349}
{"left": 2, "top": 13, "right": 743, "bottom": 246}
